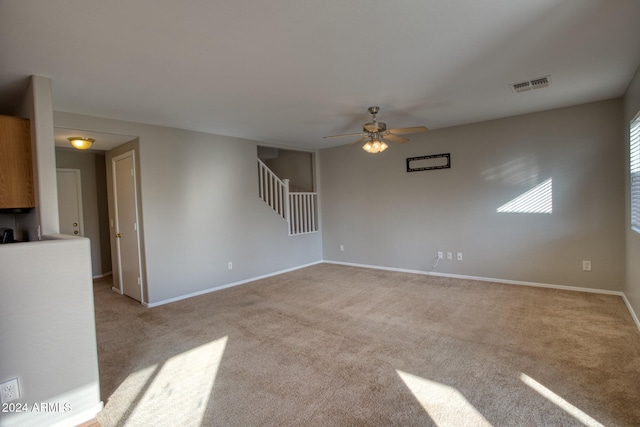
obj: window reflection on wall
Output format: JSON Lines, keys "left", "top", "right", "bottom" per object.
{"left": 497, "top": 178, "right": 552, "bottom": 214}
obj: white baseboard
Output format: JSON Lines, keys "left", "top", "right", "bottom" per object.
{"left": 621, "top": 293, "right": 640, "bottom": 331}
{"left": 323, "top": 260, "right": 640, "bottom": 332}
{"left": 92, "top": 271, "right": 113, "bottom": 279}
{"left": 143, "top": 261, "right": 323, "bottom": 308}
{"left": 132, "top": 257, "right": 640, "bottom": 332}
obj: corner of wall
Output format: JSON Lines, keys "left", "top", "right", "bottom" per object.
{"left": 624, "top": 64, "right": 640, "bottom": 326}
{"left": 14, "top": 75, "right": 60, "bottom": 238}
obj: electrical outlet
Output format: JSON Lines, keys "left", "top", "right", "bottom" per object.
{"left": 437, "top": 251, "right": 443, "bottom": 259}
{"left": 446, "top": 252, "right": 453, "bottom": 260}
{"left": 227, "top": 262, "right": 233, "bottom": 270}
{"left": 1, "top": 378, "right": 20, "bottom": 403}
{"left": 340, "top": 244, "right": 344, "bottom": 251}
{"left": 457, "top": 252, "right": 463, "bottom": 261}
{"left": 582, "top": 260, "right": 591, "bottom": 272}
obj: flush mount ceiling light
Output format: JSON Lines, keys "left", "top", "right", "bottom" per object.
{"left": 68, "top": 137, "right": 95, "bottom": 150}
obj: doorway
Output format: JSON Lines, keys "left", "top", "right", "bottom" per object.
{"left": 112, "top": 151, "right": 144, "bottom": 303}
{"left": 54, "top": 148, "right": 112, "bottom": 277}
{"left": 57, "top": 168, "right": 84, "bottom": 237}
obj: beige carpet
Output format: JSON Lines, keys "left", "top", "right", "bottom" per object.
{"left": 93, "top": 264, "right": 640, "bottom": 426}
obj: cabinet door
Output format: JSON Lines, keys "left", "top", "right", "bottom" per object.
{"left": 0, "top": 115, "right": 34, "bottom": 208}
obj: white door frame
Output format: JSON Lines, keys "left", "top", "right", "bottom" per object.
{"left": 112, "top": 150, "right": 145, "bottom": 303}
{"left": 56, "top": 168, "right": 85, "bottom": 237}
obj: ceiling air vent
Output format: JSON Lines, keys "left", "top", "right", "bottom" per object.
{"left": 511, "top": 75, "right": 551, "bottom": 94}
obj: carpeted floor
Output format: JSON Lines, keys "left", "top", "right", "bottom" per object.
{"left": 93, "top": 264, "right": 640, "bottom": 426}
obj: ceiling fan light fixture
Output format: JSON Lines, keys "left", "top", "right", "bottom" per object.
{"left": 325, "top": 106, "right": 427, "bottom": 154}
{"left": 362, "top": 140, "right": 388, "bottom": 154}
{"left": 68, "top": 137, "right": 95, "bottom": 150}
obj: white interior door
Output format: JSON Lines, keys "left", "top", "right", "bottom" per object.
{"left": 113, "top": 152, "right": 143, "bottom": 303}
{"left": 57, "top": 169, "right": 84, "bottom": 237}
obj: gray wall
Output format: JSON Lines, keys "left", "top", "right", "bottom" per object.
{"left": 320, "top": 99, "right": 625, "bottom": 291}
{"left": 1, "top": 75, "right": 101, "bottom": 427}
{"left": 624, "top": 66, "right": 640, "bottom": 318}
{"left": 56, "top": 148, "right": 111, "bottom": 277}
{"left": 14, "top": 76, "right": 59, "bottom": 238}
{"left": 54, "top": 112, "right": 323, "bottom": 305}
{"left": 0, "top": 237, "right": 102, "bottom": 427}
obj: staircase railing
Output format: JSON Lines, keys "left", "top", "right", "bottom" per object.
{"left": 289, "top": 192, "right": 318, "bottom": 235}
{"left": 258, "top": 158, "right": 287, "bottom": 220}
{"left": 258, "top": 159, "right": 318, "bottom": 235}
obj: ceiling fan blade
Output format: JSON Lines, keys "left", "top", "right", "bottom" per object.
{"left": 323, "top": 132, "right": 367, "bottom": 139}
{"left": 382, "top": 134, "right": 409, "bottom": 144}
{"left": 387, "top": 126, "right": 428, "bottom": 135}
{"left": 350, "top": 136, "right": 368, "bottom": 145}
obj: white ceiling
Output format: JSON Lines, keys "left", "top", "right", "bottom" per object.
{"left": 2, "top": 0, "right": 640, "bottom": 151}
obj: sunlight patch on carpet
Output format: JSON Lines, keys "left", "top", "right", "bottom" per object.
{"left": 397, "top": 370, "right": 491, "bottom": 426}
{"left": 520, "top": 373, "right": 604, "bottom": 427}
{"left": 108, "top": 364, "right": 159, "bottom": 424}
{"left": 125, "top": 336, "right": 228, "bottom": 426}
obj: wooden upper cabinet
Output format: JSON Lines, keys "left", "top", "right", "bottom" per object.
{"left": 0, "top": 115, "right": 35, "bottom": 208}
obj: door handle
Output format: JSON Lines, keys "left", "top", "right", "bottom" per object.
{"left": 115, "top": 233, "right": 122, "bottom": 238}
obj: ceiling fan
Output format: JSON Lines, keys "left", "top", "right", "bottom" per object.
{"left": 324, "top": 106, "right": 428, "bottom": 153}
